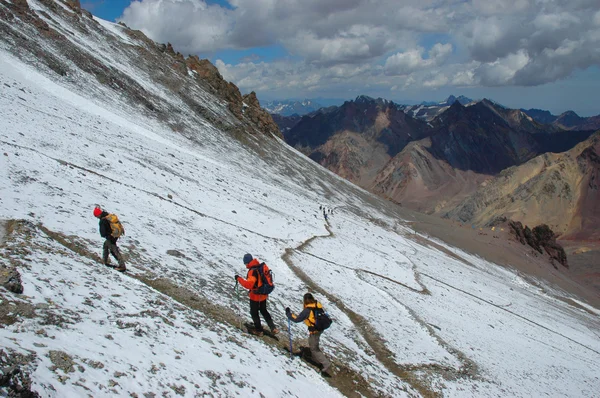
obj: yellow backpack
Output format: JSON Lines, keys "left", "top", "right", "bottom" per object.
{"left": 105, "top": 214, "right": 124, "bottom": 238}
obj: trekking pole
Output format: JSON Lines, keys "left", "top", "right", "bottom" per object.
{"left": 235, "top": 280, "right": 242, "bottom": 330}
{"left": 287, "top": 317, "right": 293, "bottom": 359}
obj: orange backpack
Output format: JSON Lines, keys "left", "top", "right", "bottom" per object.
{"left": 105, "top": 214, "right": 124, "bottom": 238}
{"left": 252, "top": 263, "right": 274, "bottom": 295}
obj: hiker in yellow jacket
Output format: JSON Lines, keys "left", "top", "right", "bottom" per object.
{"left": 286, "top": 293, "right": 332, "bottom": 377}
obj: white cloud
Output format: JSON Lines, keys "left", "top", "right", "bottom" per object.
{"left": 120, "top": 0, "right": 234, "bottom": 53}
{"left": 594, "top": 10, "right": 600, "bottom": 26}
{"left": 471, "top": 0, "right": 530, "bottom": 16}
{"left": 384, "top": 43, "right": 452, "bottom": 76}
{"left": 452, "top": 69, "right": 476, "bottom": 86}
{"left": 120, "top": 0, "right": 600, "bottom": 94}
{"left": 475, "top": 50, "right": 531, "bottom": 85}
{"left": 533, "top": 12, "right": 579, "bottom": 31}
{"left": 423, "top": 73, "right": 449, "bottom": 88}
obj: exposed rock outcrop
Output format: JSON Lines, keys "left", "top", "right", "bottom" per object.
{"left": 242, "top": 91, "right": 281, "bottom": 137}
{"left": 508, "top": 221, "right": 568, "bottom": 268}
{"left": 185, "top": 56, "right": 281, "bottom": 138}
{"left": 64, "top": 0, "right": 81, "bottom": 13}
{"left": 0, "top": 349, "right": 39, "bottom": 398}
{"left": 0, "top": 267, "right": 24, "bottom": 294}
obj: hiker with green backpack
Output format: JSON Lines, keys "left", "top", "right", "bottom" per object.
{"left": 286, "top": 293, "right": 333, "bottom": 377}
{"left": 235, "top": 254, "right": 278, "bottom": 336}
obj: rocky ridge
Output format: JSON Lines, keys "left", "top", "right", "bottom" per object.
{"left": 0, "top": 0, "right": 280, "bottom": 140}
{"left": 522, "top": 108, "right": 600, "bottom": 131}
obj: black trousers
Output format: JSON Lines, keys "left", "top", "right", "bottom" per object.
{"left": 250, "top": 299, "right": 275, "bottom": 331}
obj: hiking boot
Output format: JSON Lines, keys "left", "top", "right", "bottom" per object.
{"left": 270, "top": 328, "right": 280, "bottom": 335}
{"left": 115, "top": 265, "right": 127, "bottom": 272}
{"left": 249, "top": 329, "right": 264, "bottom": 337}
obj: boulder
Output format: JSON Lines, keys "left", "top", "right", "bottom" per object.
{"left": 0, "top": 267, "right": 23, "bottom": 294}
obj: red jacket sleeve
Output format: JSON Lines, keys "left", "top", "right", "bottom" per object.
{"left": 237, "top": 269, "right": 257, "bottom": 290}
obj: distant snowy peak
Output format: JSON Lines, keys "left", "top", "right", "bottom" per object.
{"left": 352, "top": 95, "right": 404, "bottom": 110}
{"left": 406, "top": 95, "right": 474, "bottom": 121}
{"left": 354, "top": 95, "right": 376, "bottom": 104}
{"left": 443, "top": 95, "right": 473, "bottom": 106}
{"left": 263, "top": 99, "right": 324, "bottom": 116}
{"left": 419, "top": 95, "right": 473, "bottom": 107}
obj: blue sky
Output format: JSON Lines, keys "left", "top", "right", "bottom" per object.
{"left": 83, "top": 0, "right": 600, "bottom": 116}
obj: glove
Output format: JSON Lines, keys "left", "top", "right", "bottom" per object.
{"left": 234, "top": 274, "right": 240, "bottom": 282}
{"left": 285, "top": 307, "right": 291, "bottom": 318}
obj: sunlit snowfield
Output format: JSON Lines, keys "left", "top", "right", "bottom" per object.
{"left": 1, "top": 9, "right": 599, "bottom": 397}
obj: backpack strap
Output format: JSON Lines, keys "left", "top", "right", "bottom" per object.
{"left": 251, "top": 263, "right": 266, "bottom": 290}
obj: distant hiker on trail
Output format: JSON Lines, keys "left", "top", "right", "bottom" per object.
{"left": 235, "top": 254, "right": 278, "bottom": 336}
{"left": 93, "top": 206, "right": 126, "bottom": 272}
{"left": 286, "top": 293, "right": 332, "bottom": 377}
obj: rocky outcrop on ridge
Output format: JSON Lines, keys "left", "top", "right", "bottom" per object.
{"left": 507, "top": 221, "right": 568, "bottom": 268}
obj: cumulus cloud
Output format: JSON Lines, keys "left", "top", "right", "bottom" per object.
{"left": 120, "top": 0, "right": 600, "bottom": 95}
{"left": 422, "top": 73, "right": 449, "bottom": 88}
{"left": 593, "top": 10, "right": 600, "bottom": 26}
{"left": 120, "top": 0, "right": 234, "bottom": 53}
{"left": 384, "top": 43, "right": 452, "bottom": 76}
{"left": 474, "top": 50, "right": 531, "bottom": 86}
{"left": 282, "top": 26, "right": 396, "bottom": 65}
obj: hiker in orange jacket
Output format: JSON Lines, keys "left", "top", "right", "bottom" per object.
{"left": 235, "top": 254, "right": 278, "bottom": 336}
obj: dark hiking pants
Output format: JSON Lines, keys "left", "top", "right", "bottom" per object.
{"left": 309, "top": 332, "right": 331, "bottom": 372}
{"left": 250, "top": 299, "right": 275, "bottom": 332}
{"left": 103, "top": 238, "right": 124, "bottom": 266}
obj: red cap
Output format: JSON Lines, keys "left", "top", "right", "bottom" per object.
{"left": 93, "top": 207, "right": 102, "bottom": 217}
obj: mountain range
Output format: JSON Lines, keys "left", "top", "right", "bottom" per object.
{"left": 522, "top": 108, "right": 600, "bottom": 131}
{"left": 0, "top": 1, "right": 599, "bottom": 397}
{"left": 262, "top": 99, "right": 324, "bottom": 116}
{"left": 269, "top": 95, "right": 600, "bottom": 131}
{"left": 277, "top": 95, "right": 598, "bottom": 241}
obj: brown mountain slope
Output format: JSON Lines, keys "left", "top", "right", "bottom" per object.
{"left": 446, "top": 131, "right": 600, "bottom": 239}
{"left": 370, "top": 138, "right": 491, "bottom": 213}
{"left": 310, "top": 131, "right": 392, "bottom": 187}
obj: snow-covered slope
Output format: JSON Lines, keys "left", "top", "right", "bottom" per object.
{"left": 1, "top": 1, "right": 599, "bottom": 397}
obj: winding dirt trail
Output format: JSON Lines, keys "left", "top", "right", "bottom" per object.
{"left": 0, "top": 220, "right": 6, "bottom": 246}
{"left": 282, "top": 224, "right": 479, "bottom": 398}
